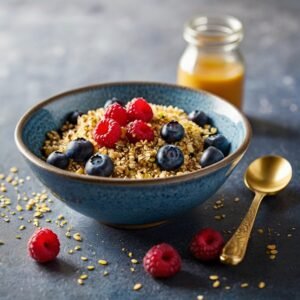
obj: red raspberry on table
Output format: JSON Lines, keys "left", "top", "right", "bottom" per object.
{"left": 126, "top": 97, "right": 153, "bottom": 122}
{"left": 190, "top": 228, "right": 224, "bottom": 261}
{"left": 28, "top": 228, "right": 60, "bottom": 263}
{"left": 104, "top": 103, "right": 128, "bottom": 126}
{"left": 93, "top": 118, "right": 121, "bottom": 148}
{"left": 126, "top": 120, "right": 154, "bottom": 143}
{"left": 143, "top": 243, "right": 181, "bottom": 278}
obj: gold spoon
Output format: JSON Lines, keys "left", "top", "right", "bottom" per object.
{"left": 220, "top": 155, "right": 292, "bottom": 266}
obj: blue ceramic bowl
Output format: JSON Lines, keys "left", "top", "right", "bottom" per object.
{"left": 15, "top": 82, "right": 251, "bottom": 228}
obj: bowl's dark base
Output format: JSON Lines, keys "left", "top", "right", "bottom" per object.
{"left": 101, "top": 220, "right": 168, "bottom": 230}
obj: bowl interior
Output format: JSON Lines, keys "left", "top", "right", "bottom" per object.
{"left": 20, "top": 82, "right": 248, "bottom": 165}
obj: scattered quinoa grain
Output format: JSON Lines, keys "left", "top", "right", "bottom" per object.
{"left": 131, "top": 259, "right": 138, "bottom": 264}
{"left": 225, "top": 286, "right": 231, "bottom": 290}
{"left": 74, "top": 245, "right": 81, "bottom": 251}
{"left": 81, "top": 256, "right": 88, "bottom": 261}
{"left": 77, "top": 279, "right": 84, "bottom": 285}
{"left": 73, "top": 233, "right": 82, "bottom": 242}
{"left": 197, "top": 296, "right": 204, "bottom": 300}
{"left": 209, "top": 275, "right": 219, "bottom": 281}
{"left": 10, "top": 167, "right": 18, "bottom": 173}
{"left": 87, "top": 266, "right": 95, "bottom": 271}
{"left": 80, "top": 274, "right": 88, "bottom": 280}
{"left": 133, "top": 283, "right": 143, "bottom": 291}
{"left": 267, "top": 244, "right": 276, "bottom": 250}
{"left": 103, "top": 271, "right": 109, "bottom": 276}
{"left": 98, "top": 259, "right": 108, "bottom": 265}
{"left": 241, "top": 283, "right": 249, "bottom": 288}
{"left": 258, "top": 281, "right": 266, "bottom": 289}
{"left": 19, "top": 225, "right": 26, "bottom": 231}
{"left": 212, "top": 280, "right": 220, "bottom": 288}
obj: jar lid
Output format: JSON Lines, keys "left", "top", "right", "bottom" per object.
{"left": 184, "top": 15, "right": 243, "bottom": 47}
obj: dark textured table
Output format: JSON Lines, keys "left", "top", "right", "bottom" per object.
{"left": 1, "top": 1, "right": 300, "bottom": 299}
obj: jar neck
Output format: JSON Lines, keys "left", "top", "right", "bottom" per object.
{"left": 183, "top": 15, "right": 243, "bottom": 51}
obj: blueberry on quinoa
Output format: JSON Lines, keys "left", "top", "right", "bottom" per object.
{"left": 160, "top": 121, "right": 185, "bottom": 143}
{"left": 104, "top": 97, "right": 124, "bottom": 109}
{"left": 66, "top": 138, "right": 94, "bottom": 162}
{"left": 188, "top": 110, "right": 210, "bottom": 127}
{"left": 200, "top": 146, "right": 224, "bottom": 168}
{"left": 85, "top": 154, "right": 114, "bottom": 177}
{"left": 67, "top": 111, "right": 83, "bottom": 125}
{"left": 156, "top": 145, "right": 184, "bottom": 171}
{"left": 204, "top": 134, "right": 230, "bottom": 156}
{"left": 46, "top": 151, "right": 69, "bottom": 169}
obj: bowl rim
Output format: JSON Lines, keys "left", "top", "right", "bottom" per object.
{"left": 15, "top": 81, "right": 252, "bottom": 186}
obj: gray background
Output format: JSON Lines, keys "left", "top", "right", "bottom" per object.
{"left": 0, "top": 0, "right": 300, "bottom": 299}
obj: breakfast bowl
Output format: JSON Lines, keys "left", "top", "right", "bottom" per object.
{"left": 15, "top": 82, "right": 251, "bottom": 228}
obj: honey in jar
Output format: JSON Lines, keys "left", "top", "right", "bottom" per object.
{"left": 177, "top": 16, "right": 245, "bottom": 109}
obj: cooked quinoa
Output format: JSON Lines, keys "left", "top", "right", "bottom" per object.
{"left": 43, "top": 104, "right": 217, "bottom": 179}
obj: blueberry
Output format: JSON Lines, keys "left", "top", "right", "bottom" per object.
{"left": 66, "top": 138, "right": 94, "bottom": 162}
{"left": 200, "top": 146, "right": 224, "bottom": 168}
{"left": 204, "top": 134, "right": 230, "bottom": 156}
{"left": 104, "top": 97, "right": 124, "bottom": 109}
{"left": 156, "top": 145, "right": 184, "bottom": 171}
{"left": 160, "top": 121, "right": 185, "bottom": 143}
{"left": 46, "top": 151, "right": 69, "bottom": 169}
{"left": 85, "top": 154, "right": 114, "bottom": 177}
{"left": 67, "top": 111, "right": 83, "bottom": 125}
{"left": 188, "top": 110, "right": 210, "bottom": 127}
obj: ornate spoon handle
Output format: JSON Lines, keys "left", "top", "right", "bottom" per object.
{"left": 220, "top": 192, "right": 266, "bottom": 265}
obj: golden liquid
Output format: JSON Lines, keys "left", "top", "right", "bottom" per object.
{"left": 177, "top": 56, "right": 245, "bottom": 109}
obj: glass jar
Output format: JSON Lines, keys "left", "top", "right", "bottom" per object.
{"left": 177, "top": 15, "right": 245, "bottom": 109}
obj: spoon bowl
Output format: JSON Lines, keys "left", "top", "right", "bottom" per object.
{"left": 244, "top": 155, "right": 292, "bottom": 195}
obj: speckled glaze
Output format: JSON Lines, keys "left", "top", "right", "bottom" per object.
{"left": 15, "top": 82, "right": 251, "bottom": 226}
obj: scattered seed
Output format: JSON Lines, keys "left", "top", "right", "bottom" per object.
{"left": 103, "top": 271, "right": 109, "bottom": 276}
{"left": 0, "top": 240, "right": 4, "bottom": 245}
{"left": 0, "top": 174, "right": 4, "bottom": 180}
{"left": 16, "top": 235, "right": 21, "bottom": 239}
{"left": 128, "top": 252, "right": 133, "bottom": 258}
{"left": 74, "top": 245, "right": 81, "bottom": 251}
{"left": 197, "top": 296, "right": 204, "bottom": 300}
{"left": 1, "top": 186, "right": 7, "bottom": 193}
{"left": 133, "top": 283, "right": 143, "bottom": 291}
{"left": 234, "top": 197, "right": 240, "bottom": 202}
{"left": 131, "top": 259, "right": 138, "bottom": 264}
{"left": 257, "top": 281, "right": 266, "bottom": 289}
{"left": 287, "top": 233, "right": 292, "bottom": 238}
{"left": 130, "top": 267, "right": 135, "bottom": 272}
{"left": 10, "top": 167, "right": 18, "bottom": 173}
{"left": 270, "top": 249, "right": 278, "bottom": 255}
{"left": 241, "top": 283, "right": 249, "bottom": 288}
{"left": 87, "top": 266, "right": 95, "bottom": 271}
{"left": 77, "top": 279, "right": 84, "bottom": 285}
{"left": 257, "top": 228, "right": 264, "bottom": 234}
{"left": 212, "top": 280, "right": 220, "bottom": 288}
{"left": 225, "top": 286, "right": 231, "bottom": 290}
{"left": 267, "top": 244, "right": 276, "bottom": 250}
{"left": 214, "top": 215, "right": 222, "bottom": 220}
{"left": 16, "top": 205, "right": 23, "bottom": 212}
{"left": 209, "top": 275, "right": 219, "bottom": 280}
{"left": 6, "top": 176, "right": 13, "bottom": 183}
{"left": 80, "top": 274, "right": 88, "bottom": 280}
{"left": 46, "top": 219, "right": 52, "bottom": 223}
{"left": 98, "top": 259, "right": 108, "bottom": 266}
{"left": 65, "top": 231, "right": 71, "bottom": 238}
{"left": 19, "top": 225, "right": 26, "bottom": 231}
{"left": 73, "top": 233, "right": 82, "bottom": 242}
{"left": 81, "top": 256, "right": 88, "bottom": 261}
{"left": 269, "top": 255, "right": 276, "bottom": 260}
{"left": 57, "top": 214, "right": 64, "bottom": 220}
{"left": 68, "top": 249, "right": 74, "bottom": 254}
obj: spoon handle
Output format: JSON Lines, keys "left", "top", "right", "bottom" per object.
{"left": 220, "top": 192, "right": 265, "bottom": 265}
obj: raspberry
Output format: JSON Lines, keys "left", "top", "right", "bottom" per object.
{"left": 143, "top": 243, "right": 181, "bottom": 278}
{"left": 104, "top": 103, "right": 128, "bottom": 126}
{"left": 126, "top": 120, "right": 154, "bottom": 143}
{"left": 190, "top": 228, "right": 224, "bottom": 261}
{"left": 93, "top": 119, "right": 121, "bottom": 148}
{"left": 127, "top": 97, "right": 153, "bottom": 122}
{"left": 28, "top": 228, "right": 60, "bottom": 263}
